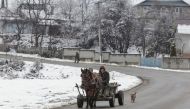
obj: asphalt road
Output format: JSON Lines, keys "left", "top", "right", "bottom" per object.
{"left": 50, "top": 62, "right": 190, "bottom": 109}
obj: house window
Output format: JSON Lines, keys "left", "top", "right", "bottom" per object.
{"left": 180, "top": 8, "right": 182, "bottom": 13}
{"left": 143, "top": 6, "right": 149, "bottom": 11}
{"left": 175, "top": 7, "right": 180, "bottom": 12}
{"left": 143, "top": 7, "right": 146, "bottom": 11}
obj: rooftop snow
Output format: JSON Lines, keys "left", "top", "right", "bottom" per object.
{"left": 136, "top": 0, "right": 190, "bottom": 7}
{"left": 177, "top": 24, "right": 190, "bottom": 34}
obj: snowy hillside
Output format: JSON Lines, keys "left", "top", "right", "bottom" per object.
{"left": 0, "top": 60, "right": 142, "bottom": 109}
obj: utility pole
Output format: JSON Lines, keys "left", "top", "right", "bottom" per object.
{"left": 141, "top": 12, "right": 149, "bottom": 57}
{"left": 96, "top": 1, "right": 102, "bottom": 63}
{"left": 142, "top": 24, "right": 145, "bottom": 57}
{"left": 81, "top": 0, "right": 84, "bottom": 25}
{"left": 1, "top": 0, "right": 5, "bottom": 8}
{"left": 6, "top": 0, "right": 8, "bottom": 8}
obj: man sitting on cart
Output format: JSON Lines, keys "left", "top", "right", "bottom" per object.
{"left": 99, "top": 66, "right": 110, "bottom": 96}
{"left": 99, "top": 66, "right": 110, "bottom": 86}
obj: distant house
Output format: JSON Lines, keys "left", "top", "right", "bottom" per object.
{"left": 17, "top": 3, "right": 62, "bottom": 36}
{"left": 0, "top": 0, "right": 33, "bottom": 35}
{"left": 0, "top": 0, "right": 63, "bottom": 36}
{"left": 0, "top": 0, "right": 23, "bottom": 34}
{"left": 175, "top": 24, "right": 190, "bottom": 57}
{"left": 135, "top": 0, "right": 190, "bottom": 31}
{"left": 136, "top": 0, "right": 190, "bottom": 19}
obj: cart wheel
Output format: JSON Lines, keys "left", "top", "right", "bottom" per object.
{"left": 118, "top": 91, "right": 124, "bottom": 105}
{"left": 109, "top": 94, "right": 115, "bottom": 107}
{"left": 77, "top": 95, "right": 84, "bottom": 108}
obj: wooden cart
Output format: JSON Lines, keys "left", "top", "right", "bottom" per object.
{"left": 76, "top": 82, "right": 124, "bottom": 108}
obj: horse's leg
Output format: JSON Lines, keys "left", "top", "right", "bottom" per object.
{"left": 94, "top": 90, "right": 99, "bottom": 107}
{"left": 92, "top": 96, "right": 96, "bottom": 109}
{"left": 86, "top": 91, "right": 89, "bottom": 109}
{"left": 93, "top": 96, "right": 96, "bottom": 108}
{"left": 89, "top": 96, "right": 94, "bottom": 109}
{"left": 87, "top": 95, "right": 91, "bottom": 109}
{"left": 86, "top": 97, "right": 88, "bottom": 109}
{"left": 88, "top": 93, "right": 94, "bottom": 109}
{"left": 91, "top": 89, "right": 98, "bottom": 109}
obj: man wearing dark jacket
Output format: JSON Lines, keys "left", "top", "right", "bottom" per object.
{"left": 99, "top": 66, "right": 110, "bottom": 86}
{"left": 75, "top": 52, "right": 80, "bottom": 63}
{"left": 99, "top": 66, "right": 110, "bottom": 96}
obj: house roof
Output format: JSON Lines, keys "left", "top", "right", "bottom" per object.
{"left": 19, "top": 3, "right": 46, "bottom": 11}
{"left": 136, "top": 0, "right": 190, "bottom": 7}
{"left": 0, "top": 7, "right": 20, "bottom": 20}
{"left": 176, "top": 19, "right": 190, "bottom": 25}
{"left": 0, "top": 8, "right": 14, "bottom": 17}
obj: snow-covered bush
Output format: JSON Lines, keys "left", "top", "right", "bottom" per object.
{"left": 24, "top": 61, "right": 44, "bottom": 79}
{"left": 40, "top": 51, "right": 52, "bottom": 58}
{"left": 9, "top": 61, "right": 25, "bottom": 71}
{"left": 31, "top": 61, "right": 43, "bottom": 73}
{"left": 0, "top": 60, "right": 25, "bottom": 79}
{"left": 60, "top": 72, "right": 69, "bottom": 79}
{"left": 55, "top": 50, "right": 63, "bottom": 59}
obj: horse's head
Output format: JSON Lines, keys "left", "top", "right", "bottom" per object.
{"left": 81, "top": 68, "right": 86, "bottom": 74}
{"left": 81, "top": 68, "right": 92, "bottom": 79}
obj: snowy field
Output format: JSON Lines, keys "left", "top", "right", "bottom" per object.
{"left": 0, "top": 61, "right": 142, "bottom": 109}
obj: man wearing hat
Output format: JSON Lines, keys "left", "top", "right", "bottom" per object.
{"left": 99, "top": 66, "right": 110, "bottom": 86}
{"left": 99, "top": 66, "right": 110, "bottom": 96}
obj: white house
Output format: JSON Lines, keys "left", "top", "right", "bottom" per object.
{"left": 175, "top": 24, "right": 190, "bottom": 57}
{"left": 0, "top": 0, "right": 63, "bottom": 36}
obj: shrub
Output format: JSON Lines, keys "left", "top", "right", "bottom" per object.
{"left": 0, "top": 60, "right": 25, "bottom": 79}
{"left": 24, "top": 61, "right": 44, "bottom": 79}
{"left": 40, "top": 51, "right": 52, "bottom": 58}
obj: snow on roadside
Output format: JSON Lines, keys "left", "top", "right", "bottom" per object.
{"left": 0, "top": 52, "right": 74, "bottom": 63}
{"left": 0, "top": 61, "right": 142, "bottom": 109}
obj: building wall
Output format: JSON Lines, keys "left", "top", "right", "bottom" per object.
{"left": 63, "top": 48, "right": 80, "bottom": 60}
{"left": 0, "top": 20, "right": 33, "bottom": 34}
{"left": 175, "top": 33, "right": 190, "bottom": 56}
{"left": 95, "top": 52, "right": 110, "bottom": 63}
{"left": 180, "top": 7, "right": 190, "bottom": 19}
{"left": 62, "top": 48, "right": 141, "bottom": 65}
{"left": 79, "top": 50, "right": 95, "bottom": 61}
{"left": 136, "top": 5, "right": 190, "bottom": 19}
{"left": 163, "top": 57, "right": 190, "bottom": 69}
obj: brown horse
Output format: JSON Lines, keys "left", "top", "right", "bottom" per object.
{"left": 81, "top": 68, "right": 102, "bottom": 109}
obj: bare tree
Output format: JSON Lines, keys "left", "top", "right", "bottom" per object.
{"left": 16, "top": 0, "right": 53, "bottom": 48}
{"left": 57, "top": 0, "right": 76, "bottom": 38}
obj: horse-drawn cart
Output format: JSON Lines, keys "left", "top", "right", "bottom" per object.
{"left": 76, "top": 82, "right": 124, "bottom": 108}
